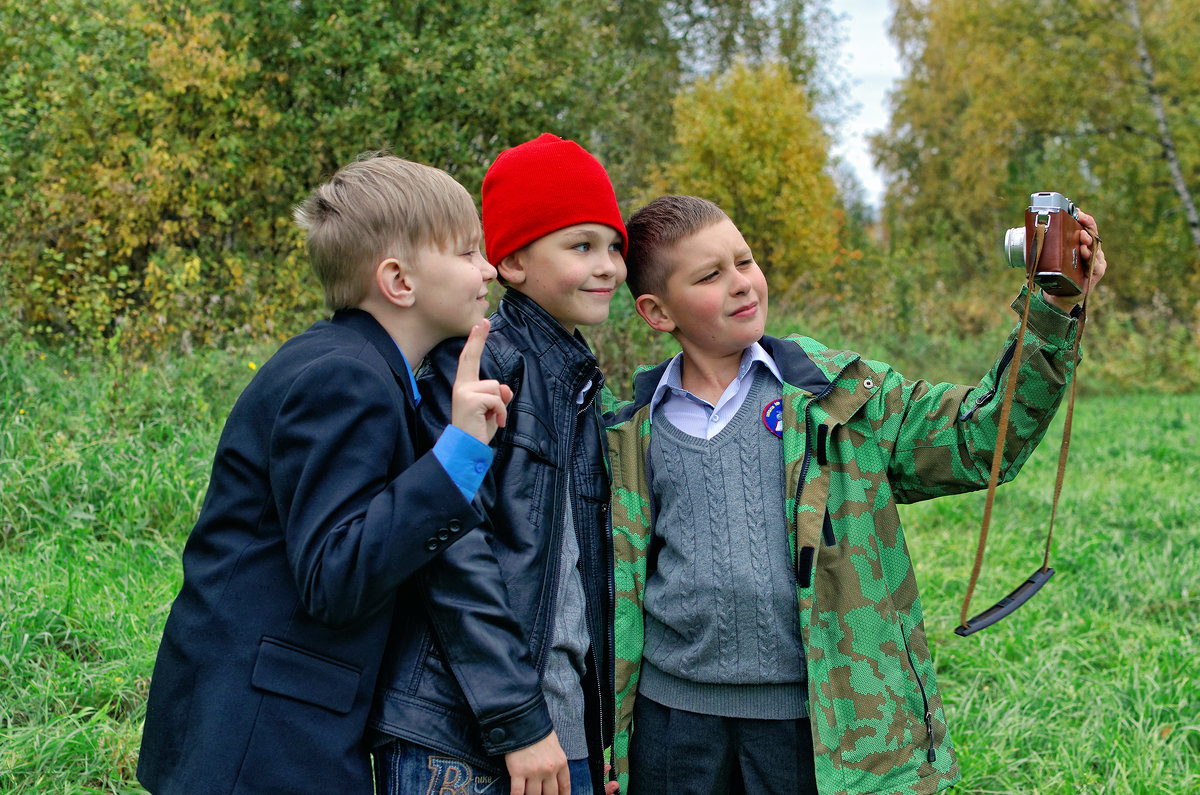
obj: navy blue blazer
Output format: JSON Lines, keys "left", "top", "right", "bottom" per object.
{"left": 138, "top": 309, "right": 482, "bottom": 794}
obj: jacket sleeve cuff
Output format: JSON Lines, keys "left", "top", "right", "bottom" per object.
{"left": 1011, "top": 286, "right": 1080, "bottom": 354}
{"left": 477, "top": 694, "right": 555, "bottom": 756}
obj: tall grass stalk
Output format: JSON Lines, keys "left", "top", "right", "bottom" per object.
{"left": 1, "top": 334, "right": 260, "bottom": 793}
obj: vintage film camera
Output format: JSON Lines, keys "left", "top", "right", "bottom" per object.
{"left": 1002, "top": 191, "right": 1086, "bottom": 296}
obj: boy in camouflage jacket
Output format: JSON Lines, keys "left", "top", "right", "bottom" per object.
{"left": 603, "top": 196, "right": 1105, "bottom": 794}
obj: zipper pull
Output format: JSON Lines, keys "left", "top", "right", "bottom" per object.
{"left": 924, "top": 711, "right": 937, "bottom": 763}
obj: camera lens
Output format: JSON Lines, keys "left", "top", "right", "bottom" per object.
{"left": 1003, "top": 227, "right": 1027, "bottom": 269}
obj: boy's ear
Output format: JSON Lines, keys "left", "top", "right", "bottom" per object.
{"left": 634, "top": 293, "right": 676, "bottom": 333}
{"left": 375, "top": 257, "right": 416, "bottom": 308}
{"left": 496, "top": 252, "right": 527, "bottom": 286}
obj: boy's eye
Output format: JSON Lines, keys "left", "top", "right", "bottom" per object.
{"left": 698, "top": 271, "right": 718, "bottom": 283}
{"left": 573, "top": 242, "right": 591, "bottom": 252}
{"left": 737, "top": 258, "right": 754, "bottom": 268}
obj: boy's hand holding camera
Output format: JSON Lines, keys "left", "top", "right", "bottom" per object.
{"left": 1043, "top": 208, "right": 1105, "bottom": 313}
{"left": 452, "top": 318, "right": 514, "bottom": 444}
{"left": 1002, "top": 193, "right": 1107, "bottom": 312}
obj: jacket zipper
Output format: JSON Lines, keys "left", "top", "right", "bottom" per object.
{"left": 960, "top": 338, "right": 1018, "bottom": 421}
{"left": 581, "top": 375, "right": 614, "bottom": 794}
{"left": 596, "top": 500, "right": 614, "bottom": 794}
{"left": 900, "top": 626, "right": 937, "bottom": 763}
{"left": 537, "top": 369, "right": 597, "bottom": 679}
{"left": 793, "top": 380, "right": 837, "bottom": 574}
{"left": 566, "top": 370, "right": 610, "bottom": 793}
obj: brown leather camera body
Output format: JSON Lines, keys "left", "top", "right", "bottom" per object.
{"left": 1023, "top": 194, "right": 1085, "bottom": 296}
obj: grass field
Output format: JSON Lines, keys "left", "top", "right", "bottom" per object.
{"left": 1, "top": 335, "right": 1197, "bottom": 793}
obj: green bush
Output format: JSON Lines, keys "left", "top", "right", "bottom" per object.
{"left": 0, "top": 0, "right": 664, "bottom": 356}
{"left": 1, "top": 0, "right": 319, "bottom": 354}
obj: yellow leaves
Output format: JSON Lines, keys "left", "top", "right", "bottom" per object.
{"left": 145, "top": 9, "right": 244, "bottom": 99}
{"left": 655, "top": 60, "right": 841, "bottom": 295}
{"left": 181, "top": 255, "right": 202, "bottom": 287}
{"left": 1, "top": 0, "right": 300, "bottom": 355}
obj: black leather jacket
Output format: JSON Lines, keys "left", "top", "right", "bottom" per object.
{"left": 370, "top": 289, "right": 615, "bottom": 792}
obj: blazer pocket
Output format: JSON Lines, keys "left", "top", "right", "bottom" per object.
{"left": 251, "top": 637, "right": 361, "bottom": 715}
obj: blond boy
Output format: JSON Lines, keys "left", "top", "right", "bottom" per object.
{"left": 139, "top": 154, "right": 510, "bottom": 793}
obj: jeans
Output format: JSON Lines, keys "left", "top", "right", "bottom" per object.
{"left": 373, "top": 739, "right": 596, "bottom": 795}
{"left": 373, "top": 740, "right": 503, "bottom": 795}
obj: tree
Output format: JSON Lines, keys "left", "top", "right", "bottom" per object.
{"left": 0, "top": 0, "right": 675, "bottom": 351}
{"left": 1124, "top": 0, "right": 1200, "bottom": 254}
{"left": 643, "top": 61, "right": 844, "bottom": 303}
{"left": 874, "top": 0, "right": 1200, "bottom": 317}
{"left": 0, "top": 0, "right": 301, "bottom": 350}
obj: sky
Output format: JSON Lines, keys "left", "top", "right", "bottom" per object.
{"left": 830, "top": 0, "right": 903, "bottom": 208}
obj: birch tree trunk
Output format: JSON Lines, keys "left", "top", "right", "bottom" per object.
{"left": 1127, "top": 0, "right": 1200, "bottom": 255}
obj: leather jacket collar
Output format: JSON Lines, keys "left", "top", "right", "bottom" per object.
{"left": 496, "top": 288, "right": 605, "bottom": 401}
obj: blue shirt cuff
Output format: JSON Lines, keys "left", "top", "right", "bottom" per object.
{"left": 432, "top": 425, "right": 494, "bottom": 501}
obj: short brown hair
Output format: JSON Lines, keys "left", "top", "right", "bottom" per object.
{"left": 624, "top": 195, "right": 729, "bottom": 299}
{"left": 293, "top": 153, "right": 480, "bottom": 311}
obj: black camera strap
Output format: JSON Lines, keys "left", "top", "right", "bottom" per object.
{"left": 957, "top": 216, "right": 1092, "bottom": 636}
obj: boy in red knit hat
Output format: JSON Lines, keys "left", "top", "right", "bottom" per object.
{"left": 368, "top": 134, "right": 625, "bottom": 795}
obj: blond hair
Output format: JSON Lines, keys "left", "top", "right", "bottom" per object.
{"left": 293, "top": 153, "right": 481, "bottom": 311}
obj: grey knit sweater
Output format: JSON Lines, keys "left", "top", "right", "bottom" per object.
{"left": 640, "top": 369, "right": 807, "bottom": 719}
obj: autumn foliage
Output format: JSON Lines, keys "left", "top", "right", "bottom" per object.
{"left": 1, "top": 0, "right": 665, "bottom": 353}
{"left": 641, "top": 61, "right": 845, "bottom": 302}
{"left": 3, "top": 0, "right": 1199, "bottom": 391}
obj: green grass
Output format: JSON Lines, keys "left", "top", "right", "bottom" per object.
{"left": 1, "top": 333, "right": 1197, "bottom": 793}
{"left": 0, "top": 336, "right": 261, "bottom": 793}
{"left": 902, "top": 393, "right": 1200, "bottom": 793}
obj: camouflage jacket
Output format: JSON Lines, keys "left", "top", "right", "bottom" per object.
{"left": 603, "top": 289, "right": 1080, "bottom": 794}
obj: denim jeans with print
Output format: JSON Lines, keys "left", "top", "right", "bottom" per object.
{"left": 373, "top": 740, "right": 596, "bottom": 795}
{"left": 373, "top": 740, "right": 502, "bottom": 795}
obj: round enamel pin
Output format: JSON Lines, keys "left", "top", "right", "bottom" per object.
{"left": 762, "top": 399, "right": 783, "bottom": 438}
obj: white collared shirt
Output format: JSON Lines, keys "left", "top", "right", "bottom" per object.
{"left": 648, "top": 342, "right": 784, "bottom": 440}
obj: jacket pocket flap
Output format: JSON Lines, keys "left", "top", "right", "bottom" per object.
{"left": 504, "top": 406, "right": 556, "bottom": 462}
{"left": 251, "top": 637, "right": 361, "bottom": 715}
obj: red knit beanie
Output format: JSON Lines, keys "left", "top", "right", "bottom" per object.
{"left": 482, "top": 133, "right": 628, "bottom": 266}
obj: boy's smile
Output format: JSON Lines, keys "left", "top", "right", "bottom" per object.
{"left": 637, "top": 218, "right": 769, "bottom": 370}
{"left": 409, "top": 237, "right": 496, "bottom": 342}
{"left": 500, "top": 223, "right": 627, "bottom": 334}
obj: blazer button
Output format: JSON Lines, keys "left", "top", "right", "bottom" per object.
{"left": 437, "top": 529, "right": 451, "bottom": 542}
{"left": 488, "top": 727, "right": 507, "bottom": 744}
{"left": 448, "top": 519, "right": 463, "bottom": 534}
{"left": 424, "top": 538, "right": 439, "bottom": 552}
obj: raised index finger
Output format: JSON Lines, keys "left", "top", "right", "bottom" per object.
{"left": 455, "top": 317, "right": 490, "bottom": 384}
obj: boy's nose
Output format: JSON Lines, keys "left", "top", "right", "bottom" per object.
{"left": 594, "top": 251, "right": 620, "bottom": 278}
{"left": 477, "top": 253, "right": 498, "bottom": 280}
